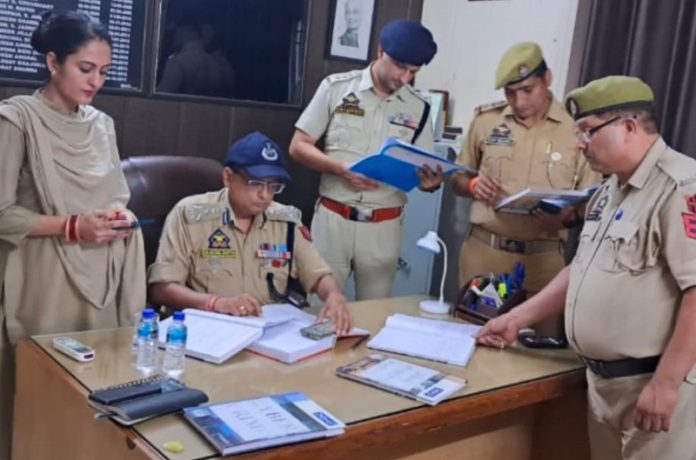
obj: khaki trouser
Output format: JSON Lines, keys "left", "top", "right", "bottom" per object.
{"left": 458, "top": 234, "right": 566, "bottom": 335}
{"left": 311, "top": 202, "right": 402, "bottom": 300}
{"left": 586, "top": 370, "right": 696, "bottom": 460}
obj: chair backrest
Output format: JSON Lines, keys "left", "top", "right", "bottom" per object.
{"left": 121, "top": 155, "right": 223, "bottom": 267}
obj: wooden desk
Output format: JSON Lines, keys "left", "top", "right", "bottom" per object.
{"left": 13, "top": 296, "right": 589, "bottom": 460}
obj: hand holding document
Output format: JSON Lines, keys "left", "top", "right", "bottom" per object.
{"left": 349, "top": 137, "right": 475, "bottom": 192}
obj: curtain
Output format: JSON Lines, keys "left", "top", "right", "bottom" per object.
{"left": 581, "top": 0, "right": 696, "bottom": 156}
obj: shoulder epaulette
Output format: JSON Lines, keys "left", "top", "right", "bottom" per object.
{"left": 325, "top": 70, "right": 361, "bottom": 85}
{"left": 265, "top": 202, "right": 302, "bottom": 223}
{"left": 475, "top": 100, "right": 507, "bottom": 115}
{"left": 183, "top": 203, "right": 224, "bottom": 224}
{"left": 405, "top": 86, "right": 429, "bottom": 104}
{"left": 658, "top": 149, "right": 696, "bottom": 188}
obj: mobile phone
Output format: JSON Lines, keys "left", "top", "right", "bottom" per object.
{"left": 300, "top": 321, "right": 335, "bottom": 340}
{"left": 53, "top": 336, "right": 96, "bottom": 362}
{"left": 114, "top": 218, "right": 156, "bottom": 230}
{"left": 518, "top": 333, "right": 568, "bottom": 349}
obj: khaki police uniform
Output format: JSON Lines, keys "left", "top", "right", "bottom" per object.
{"left": 295, "top": 65, "right": 434, "bottom": 300}
{"left": 148, "top": 189, "right": 331, "bottom": 303}
{"left": 456, "top": 98, "right": 601, "bottom": 292}
{"left": 566, "top": 138, "right": 696, "bottom": 460}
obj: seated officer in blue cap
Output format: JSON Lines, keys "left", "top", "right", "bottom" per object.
{"left": 289, "top": 19, "right": 443, "bottom": 301}
{"left": 148, "top": 132, "right": 353, "bottom": 334}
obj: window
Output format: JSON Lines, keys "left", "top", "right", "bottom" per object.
{"left": 155, "top": 0, "right": 308, "bottom": 104}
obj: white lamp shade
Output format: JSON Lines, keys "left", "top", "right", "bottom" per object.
{"left": 416, "top": 230, "right": 441, "bottom": 254}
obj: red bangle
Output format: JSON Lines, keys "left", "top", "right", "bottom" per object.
{"left": 204, "top": 295, "right": 220, "bottom": 312}
{"left": 65, "top": 215, "right": 79, "bottom": 242}
{"left": 468, "top": 176, "right": 480, "bottom": 196}
{"left": 73, "top": 215, "right": 82, "bottom": 241}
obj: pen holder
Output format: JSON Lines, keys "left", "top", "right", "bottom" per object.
{"left": 454, "top": 280, "right": 527, "bottom": 324}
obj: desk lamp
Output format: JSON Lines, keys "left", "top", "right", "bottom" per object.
{"left": 416, "top": 231, "right": 449, "bottom": 314}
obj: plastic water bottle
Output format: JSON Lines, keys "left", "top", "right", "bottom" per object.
{"left": 162, "top": 311, "right": 187, "bottom": 379}
{"left": 135, "top": 308, "right": 159, "bottom": 376}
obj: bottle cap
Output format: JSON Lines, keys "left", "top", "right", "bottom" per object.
{"left": 173, "top": 311, "right": 185, "bottom": 321}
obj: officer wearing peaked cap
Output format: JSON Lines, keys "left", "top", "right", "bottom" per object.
{"left": 478, "top": 75, "right": 696, "bottom": 460}
{"left": 149, "top": 132, "right": 354, "bottom": 333}
{"left": 289, "top": 20, "right": 443, "bottom": 301}
{"left": 452, "top": 41, "right": 601, "bottom": 336}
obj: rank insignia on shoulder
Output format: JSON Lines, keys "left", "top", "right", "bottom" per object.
{"left": 184, "top": 203, "right": 222, "bottom": 223}
{"left": 686, "top": 194, "right": 696, "bottom": 214}
{"left": 300, "top": 225, "right": 312, "bottom": 242}
{"left": 266, "top": 203, "right": 302, "bottom": 223}
{"left": 475, "top": 100, "right": 507, "bottom": 115}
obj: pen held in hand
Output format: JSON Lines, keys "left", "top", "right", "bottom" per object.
{"left": 114, "top": 218, "right": 157, "bottom": 231}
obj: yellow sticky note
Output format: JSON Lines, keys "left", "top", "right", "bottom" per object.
{"left": 162, "top": 441, "right": 184, "bottom": 454}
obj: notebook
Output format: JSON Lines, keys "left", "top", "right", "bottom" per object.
{"left": 156, "top": 304, "right": 301, "bottom": 364}
{"left": 494, "top": 184, "right": 599, "bottom": 214}
{"left": 246, "top": 307, "right": 369, "bottom": 364}
{"left": 88, "top": 375, "right": 208, "bottom": 426}
{"left": 337, "top": 354, "right": 467, "bottom": 405}
{"left": 183, "top": 392, "right": 344, "bottom": 455}
{"left": 368, "top": 314, "right": 481, "bottom": 367}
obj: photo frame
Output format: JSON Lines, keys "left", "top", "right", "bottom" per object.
{"left": 326, "top": 0, "right": 377, "bottom": 63}
{"left": 418, "top": 89, "right": 449, "bottom": 141}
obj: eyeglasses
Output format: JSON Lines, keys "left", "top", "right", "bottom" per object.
{"left": 575, "top": 116, "right": 622, "bottom": 143}
{"left": 246, "top": 179, "right": 286, "bottom": 195}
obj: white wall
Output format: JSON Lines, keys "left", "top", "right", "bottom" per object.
{"left": 417, "top": 0, "right": 579, "bottom": 131}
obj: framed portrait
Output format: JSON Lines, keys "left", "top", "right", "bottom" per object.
{"left": 326, "top": 0, "right": 377, "bottom": 63}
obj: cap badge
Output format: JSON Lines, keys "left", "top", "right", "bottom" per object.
{"left": 518, "top": 65, "right": 530, "bottom": 78}
{"left": 568, "top": 98, "right": 579, "bottom": 118}
{"left": 261, "top": 142, "right": 279, "bottom": 161}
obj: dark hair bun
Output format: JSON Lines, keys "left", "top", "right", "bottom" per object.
{"left": 30, "top": 11, "right": 55, "bottom": 54}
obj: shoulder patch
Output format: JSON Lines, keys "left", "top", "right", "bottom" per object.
{"left": 325, "top": 70, "right": 361, "bottom": 85}
{"left": 266, "top": 202, "right": 302, "bottom": 223}
{"left": 475, "top": 100, "right": 507, "bottom": 115}
{"left": 183, "top": 203, "right": 224, "bottom": 224}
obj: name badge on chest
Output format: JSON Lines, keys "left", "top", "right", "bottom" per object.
{"left": 201, "top": 228, "right": 238, "bottom": 258}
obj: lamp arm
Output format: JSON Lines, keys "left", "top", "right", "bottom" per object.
{"left": 437, "top": 236, "right": 447, "bottom": 304}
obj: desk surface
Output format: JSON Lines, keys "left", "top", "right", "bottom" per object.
{"left": 31, "top": 295, "right": 583, "bottom": 460}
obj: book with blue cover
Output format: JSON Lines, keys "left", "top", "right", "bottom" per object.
{"left": 183, "top": 392, "right": 345, "bottom": 455}
{"left": 349, "top": 137, "right": 474, "bottom": 192}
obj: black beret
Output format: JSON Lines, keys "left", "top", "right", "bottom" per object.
{"left": 379, "top": 20, "right": 437, "bottom": 66}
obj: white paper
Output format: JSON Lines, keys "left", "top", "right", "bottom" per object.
{"left": 359, "top": 358, "right": 440, "bottom": 392}
{"left": 211, "top": 397, "right": 310, "bottom": 442}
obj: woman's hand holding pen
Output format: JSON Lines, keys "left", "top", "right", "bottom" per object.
{"left": 472, "top": 174, "right": 505, "bottom": 207}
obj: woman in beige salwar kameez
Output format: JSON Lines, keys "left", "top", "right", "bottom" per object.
{"left": 0, "top": 11, "right": 145, "bottom": 458}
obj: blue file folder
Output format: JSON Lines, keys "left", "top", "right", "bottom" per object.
{"left": 349, "top": 137, "right": 474, "bottom": 192}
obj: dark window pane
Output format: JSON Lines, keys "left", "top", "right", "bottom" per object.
{"left": 156, "top": 0, "right": 307, "bottom": 104}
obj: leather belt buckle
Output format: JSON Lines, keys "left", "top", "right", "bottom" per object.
{"left": 500, "top": 238, "right": 526, "bottom": 254}
{"left": 349, "top": 207, "right": 372, "bottom": 222}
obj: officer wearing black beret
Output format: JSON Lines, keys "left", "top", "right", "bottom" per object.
{"left": 289, "top": 19, "right": 442, "bottom": 301}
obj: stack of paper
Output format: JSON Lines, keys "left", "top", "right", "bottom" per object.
{"left": 157, "top": 304, "right": 300, "bottom": 364}
{"left": 184, "top": 392, "right": 344, "bottom": 455}
{"left": 368, "top": 314, "right": 481, "bottom": 367}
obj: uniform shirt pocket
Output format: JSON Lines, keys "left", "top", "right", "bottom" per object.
{"left": 480, "top": 144, "right": 514, "bottom": 181}
{"left": 573, "top": 221, "right": 601, "bottom": 265}
{"left": 387, "top": 122, "right": 415, "bottom": 143}
{"left": 537, "top": 148, "right": 578, "bottom": 189}
{"left": 326, "top": 113, "right": 367, "bottom": 153}
{"left": 600, "top": 221, "right": 647, "bottom": 274}
{"left": 261, "top": 265, "right": 290, "bottom": 295}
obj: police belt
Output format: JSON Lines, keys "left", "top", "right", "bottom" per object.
{"left": 580, "top": 355, "right": 661, "bottom": 379}
{"left": 470, "top": 226, "right": 561, "bottom": 255}
{"left": 320, "top": 197, "right": 402, "bottom": 223}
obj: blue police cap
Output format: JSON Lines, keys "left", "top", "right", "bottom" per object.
{"left": 224, "top": 132, "right": 291, "bottom": 182}
{"left": 379, "top": 20, "right": 437, "bottom": 66}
